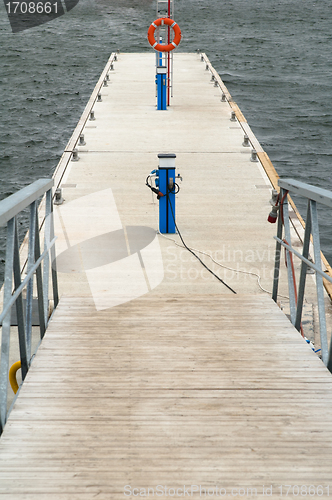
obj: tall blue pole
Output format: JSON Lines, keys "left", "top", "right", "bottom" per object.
{"left": 158, "top": 153, "right": 176, "bottom": 233}
{"left": 156, "top": 66, "right": 167, "bottom": 111}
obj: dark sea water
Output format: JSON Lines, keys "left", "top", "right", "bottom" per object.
{"left": 0, "top": 0, "right": 331, "bottom": 278}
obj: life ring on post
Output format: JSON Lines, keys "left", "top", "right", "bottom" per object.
{"left": 147, "top": 18, "right": 181, "bottom": 52}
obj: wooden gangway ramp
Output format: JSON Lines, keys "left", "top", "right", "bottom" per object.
{"left": 1, "top": 294, "right": 332, "bottom": 498}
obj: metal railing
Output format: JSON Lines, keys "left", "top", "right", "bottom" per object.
{"left": 272, "top": 178, "right": 332, "bottom": 372}
{"left": 0, "top": 179, "right": 58, "bottom": 433}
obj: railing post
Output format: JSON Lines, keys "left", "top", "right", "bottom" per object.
{"left": 25, "top": 200, "right": 37, "bottom": 362}
{"left": 281, "top": 190, "right": 297, "bottom": 324}
{"left": 272, "top": 192, "right": 283, "bottom": 302}
{"left": 0, "top": 218, "right": 16, "bottom": 433}
{"left": 294, "top": 200, "right": 311, "bottom": 332}
{"left": 43, "top": 192, "right": 51, "bottom": 327}
{"left": 13, "top": 217, "right": 28, "bottom": 381}
{"left": 49, "top": 189, "right": 59, "bottom": 309}
{"left": 34, "top": 208, "right": 46, "bottom": 339}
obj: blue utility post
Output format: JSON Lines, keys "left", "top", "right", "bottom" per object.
{"left": 156, "top": 66, "right": 167, "bottom": 110}
{"left": 157, "top": 153, "right": 176, "bottom": 233}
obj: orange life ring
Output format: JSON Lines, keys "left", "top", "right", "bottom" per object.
{"left": 147, "top": 18, "right": 181, "bottom": 52}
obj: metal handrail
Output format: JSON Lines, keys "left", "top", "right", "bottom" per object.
{"left": 272, "top": 178, "right": 332, "bottom": 372}
{"left": 0, "top": 179, "right": 59, "bottom": 434}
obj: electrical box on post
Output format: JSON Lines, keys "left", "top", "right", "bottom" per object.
{"left": 158, "top": 153, "right": 176, "bottom": 233}
{"left": 156, "top": 66, "right": 167, "bottom": 110}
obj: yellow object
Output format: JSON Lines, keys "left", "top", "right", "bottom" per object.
{"left": 9, "top": 361, "right": 21, "bottom": 394}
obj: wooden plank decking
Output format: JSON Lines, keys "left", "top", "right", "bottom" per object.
{"left": 0, "top": 294, "right": 332, "bottom": 498}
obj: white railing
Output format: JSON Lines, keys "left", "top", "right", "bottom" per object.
{"left": 0, "top": 179, "right": 58, "bottom": 433}
{"left": 272, "top": 178, "right": 332, "bottom": 372}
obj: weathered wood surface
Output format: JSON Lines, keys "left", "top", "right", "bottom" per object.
{"left": 0, "top": 294, "right": 332, "bottom": 498}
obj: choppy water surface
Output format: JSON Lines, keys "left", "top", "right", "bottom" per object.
{"left": 0, "top": 0, "right": 331, "bottom": 278}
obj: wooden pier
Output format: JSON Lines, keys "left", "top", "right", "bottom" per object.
{"left": 1, "top": 52, "right": 332, "bottom": 497}
{"left": 1, "top": 294, "right": 332, "bottom": 498}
